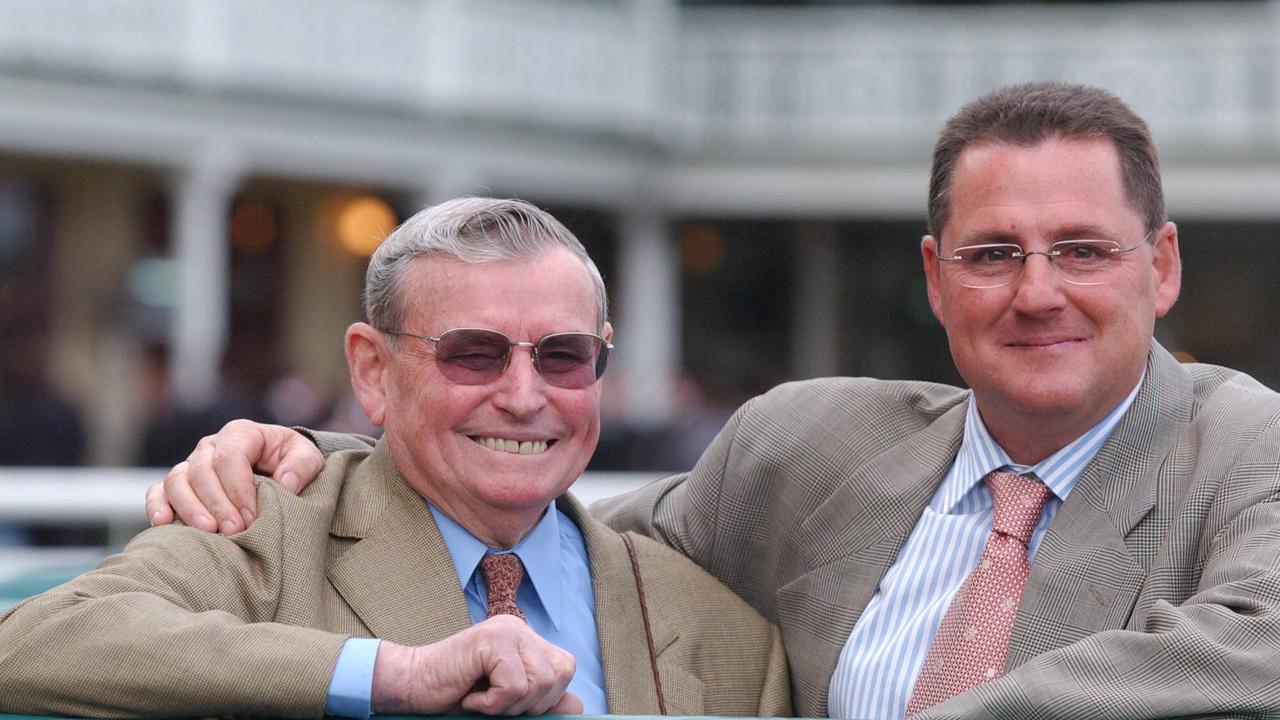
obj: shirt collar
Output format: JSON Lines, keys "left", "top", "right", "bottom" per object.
{"left": 937, "top": 374, "right": 1145, "bottom": 513}
{"left": 428, "top": 502, "right": 566, "bottom": 630}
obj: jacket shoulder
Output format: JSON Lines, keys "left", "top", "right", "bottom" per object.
{"left": 749, "top": 376, "right": 967, "bottom": 431}
{"left": 1186, "top": 362, "right": 1280, "bottom": 426}
{"left": 248, "top": 445, "right": 381, "bottom": 555}
{"left": 1180, "top": 362, "right": 1280, "bottom": 471}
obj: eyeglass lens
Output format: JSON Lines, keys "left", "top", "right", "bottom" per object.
{"left": 950, "top": 240, "right": 1124, "bottom": 288}
{"left": 433, "top": 328, "right": 608, "bottom": 389}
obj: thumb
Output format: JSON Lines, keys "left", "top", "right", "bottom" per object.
{"left": 247, "top": 426, "right": 324, "bottom": 495}
{"left": 272, "top": 437, "right": 324, "bottom": 494}
{"left": 549, "top": 691, "right": 584, "bottom": 715}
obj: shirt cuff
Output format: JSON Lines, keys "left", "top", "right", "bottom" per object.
{"left": 325, "top": 637, "right": 381, "bottom": 719}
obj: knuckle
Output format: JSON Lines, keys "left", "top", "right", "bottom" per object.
{"left": 488, "top": 614, "right": 526, "bottom": 632}
{"left": 163, "top": 461, "right": 188, "bottom": 482}
{"left": 188, "top": 448, "right": 213, "bottom": 472}
{"left": 162, "top": 470, "right": 187, "bottom": 493}
{"left": 211, "top": 441, "right": 237, "bottom": 465}
{"left": 548, "top": 653, "right": 573, "bottom": 680}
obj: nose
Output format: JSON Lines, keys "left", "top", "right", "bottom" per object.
{"left": 1010, "top": 252, "right": 1067, "bottom": 315}
{"left": 491, "top": 345, "right": 547, "bottom": 418}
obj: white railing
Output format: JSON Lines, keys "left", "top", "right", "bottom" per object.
{"left": 672, "top": 3, "right": 1280, "bottom": 153}
{"left": 0, "top": 466, "right": 662, "bottom": 546}
{"left": 0, "top": 466, "right": 663, "bottom": 601}
{"left": 0, "top": 0, "right": 652, "bottom": 135}
{"left": 0, "top": 1, "right": 1274, "bottom": 155}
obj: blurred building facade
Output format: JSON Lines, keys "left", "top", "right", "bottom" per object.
{"left": 1, "top": 0, "right": 1278, "bottom": 471}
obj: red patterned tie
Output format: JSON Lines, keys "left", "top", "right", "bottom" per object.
{"left": 481, "top": 553, "right": 526, "bottom": 621}
{"left": 906, "top": 471, "right": 1052, "bottom": 715}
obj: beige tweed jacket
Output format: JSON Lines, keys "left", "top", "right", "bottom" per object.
{"left": 0, "top": 441, "right": 790, "bottom": 718}
{"left": 596, "top": 342, "right": 1280, "bottom": 719}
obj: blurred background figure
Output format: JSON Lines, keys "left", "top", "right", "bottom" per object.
{"left": 0, "top": 323, "right": 87, "bottom": 544}
{"left": 0, "top": 324, "right": 86, "bottom": 468}
{"left": 1, "top": 0, "right": 1278, "bottom": 547}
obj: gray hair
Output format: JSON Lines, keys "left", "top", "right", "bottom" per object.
{"left": 364, "top": 197, "right": 609, "bottom": 333}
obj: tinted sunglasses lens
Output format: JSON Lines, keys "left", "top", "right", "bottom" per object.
{"left": 535, "top": 334, "right": 607, "bottom": 389}
{"left": 433, "top": 330, "right": 510, "bottom": 384}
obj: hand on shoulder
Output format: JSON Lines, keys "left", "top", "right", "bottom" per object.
{"left": 145, "top": 420, "right": 324, "bottom": 534}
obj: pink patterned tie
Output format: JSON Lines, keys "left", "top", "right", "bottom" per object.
{"left": 906, "top": 471, "right": 1052, "bottom": 715}
{"left": 481, "top": 553, "right": 526, "bottom": 621}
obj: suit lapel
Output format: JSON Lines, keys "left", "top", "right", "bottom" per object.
{"left": 776, "top": 398, "right": 967, "bottom": 716}
{"left": 326, "top": 440, "right": 473, "bottom": 645}
{"left": 1008, "top": 344, "right": 1192, "bottom": 666}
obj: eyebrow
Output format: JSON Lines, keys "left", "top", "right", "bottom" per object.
{"left": 955, "top": 224, "right": 1116, "bottom": 247}
{"left": 1045, "top": 224, "right": 1115, "bottom": 241}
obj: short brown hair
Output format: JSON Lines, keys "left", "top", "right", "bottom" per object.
{"left": 927, "top": 82, "right": 1166, "bottom": 238}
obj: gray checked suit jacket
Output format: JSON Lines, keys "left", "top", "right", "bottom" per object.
{"left": 596, "top": 342, "right": 1280, "bottom": 719}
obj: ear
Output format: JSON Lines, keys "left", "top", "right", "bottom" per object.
{"left": 921, "top": 235, "right": 945, "bottom": 323}
{"left": 345, "top": 322, "right": 389, "bottom": 427}
{"left": 601, "top": 321, "right": 614, "bottom": 344}
{"left": 1151, "top": 221, "right": 1182, "bottom": 318}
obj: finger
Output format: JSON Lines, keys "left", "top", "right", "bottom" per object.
{"left": 144, "top": 483, "right": 175, "bottom": 526}
{"left": 185, "top": 437, "right": 248, "bottom": 534}
{"left": 547, "top": 691, "right": 584, "bottom": 716}
{"left": 460, "top": 642, "right": 530, "bottom": 716}
{"left": 207, "top": 420, "right": 273, "bottom": 523}
{"left": 520, "top": 645, "right": 576, "bottom": 716}
{"left": 161, "top": 461, "right": 216, "bottom": 532}
{"left": 264, "top": 431, "right": 324, "bottom": 495}
{"left": 497, "top": 634, "right": 576, "bottom": 717}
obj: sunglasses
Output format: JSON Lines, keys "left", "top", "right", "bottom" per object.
{"left": 383, "top": 327, "right": 612, "bottom": 389}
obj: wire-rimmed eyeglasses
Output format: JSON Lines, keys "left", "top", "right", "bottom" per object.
{"left": 382, "top": 327, "right": 612, "bottom": 389}
{"left": 936, "top": 234, "right": 1150, "bottom": 289}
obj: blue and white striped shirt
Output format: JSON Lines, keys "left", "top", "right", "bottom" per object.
{"left": 827, "top": 380, "right": 1142, "bottom": 719}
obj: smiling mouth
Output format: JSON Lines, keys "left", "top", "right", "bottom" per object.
{"left": 1009, "top": 337, "right": 1084, "bottom": 348}
{"left": 471, "top": 437, "right": 554, "bottom": 455}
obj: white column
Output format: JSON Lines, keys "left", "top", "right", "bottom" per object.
{"left": 626, "top": 0, "right": 677, "bottom": 137}
{"left": 414, "top": 164, "right": 488, "bottom": 211}
{"left": 792, "top": 223, "right": 841, "bottom": 379}
{"left": 170, "top": 146, "right": 242, "bottom": 409}
{"left": 418, "top": 0, "right": 469, "bottom": 114}
{"left": 616, "top": 207, "right": 678, "bottom": 423}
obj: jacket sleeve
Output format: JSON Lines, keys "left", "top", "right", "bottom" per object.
{"left": 0, "top": 483, "right": 347, "bottom": 718}
{"left": 756, "top": 624, "right": 794, "bottom": 718}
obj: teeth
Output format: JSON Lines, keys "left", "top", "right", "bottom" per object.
{"left": 472, "top": 437, "right": 549, "bottom": 455}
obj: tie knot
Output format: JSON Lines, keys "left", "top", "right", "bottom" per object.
{"left": 480, "top": 553, "right": 526, "bottom": 620}
{"left": 985, "top": 471, "right": 1052, "bottom": 544}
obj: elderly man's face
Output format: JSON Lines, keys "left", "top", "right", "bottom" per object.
{"left": 361, "top": 248, "right": 608, "bottom": 543}
{"left": 921, "top": 138, "right": 1180, "bottom": 460}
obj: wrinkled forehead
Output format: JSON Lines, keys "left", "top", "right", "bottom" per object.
{"left": 400, "top": 250, "right": 601, "bottom": 331}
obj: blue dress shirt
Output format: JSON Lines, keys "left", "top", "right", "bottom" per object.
{"left": 828, "top": 380, "right": 1143, "bottom": 720}
{"left": 325, "top": 502, "right": 606, "bottom": 719}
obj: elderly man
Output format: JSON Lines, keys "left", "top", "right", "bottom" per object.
{"left": 152, "top": 82, "right": 1280, "bottom": 719}
{"left": 0, "top": 199, "right": 790, "bottom": 718}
